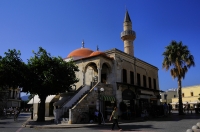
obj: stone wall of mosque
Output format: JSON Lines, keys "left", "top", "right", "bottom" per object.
{"left": 69, "top": 83, "right": 113, "bottom": 124}
{"left": 112, "top": 51, "right": 159, "bottom": 90}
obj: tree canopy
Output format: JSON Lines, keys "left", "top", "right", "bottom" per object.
{"left": 162, "top": 40, "right": 195, "bottom": 115}
{"left": 0, "top": 47, "right": 79, "bottom": 121}
{"left": 162, "top": 41, "right": 195, "bottom": 80}
{"left": 0, "top": 49, "right": 26, "bottom": 90}
{"left": 22, "top": 47, "right": 79, "bottom": 121}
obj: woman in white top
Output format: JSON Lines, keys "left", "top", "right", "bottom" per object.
{"left": 109, "top": 107, "right": 122, "bottom": 131}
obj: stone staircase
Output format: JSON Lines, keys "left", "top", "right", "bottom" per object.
{"left": 60, "top": 89, "right": 90, "bottom": 124}
{"left": 60, "top": 85, "right": 84, "bottom": 108}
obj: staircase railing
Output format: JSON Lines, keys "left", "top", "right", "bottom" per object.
{"left": 60, "top": 85, "right": 84, "bottom": 108}
{"left": 62, "top": 85, "right": 90, "bottom": 108}
{"left": 71, "top": 82, "right": 100, "bottom": 109}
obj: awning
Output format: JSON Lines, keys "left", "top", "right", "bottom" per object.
{"left": 27, "top": 95, "right": 56, "bottom": 104}
{"left": 170, "top": 102, "right": 188, "bottom": 105}
{"left": 141, "top": 90, "right": 154, "bottom": 95}
{"left": 189, "top": 101, "right": 200, "bottom": 104}
{"left": 170, "top": 102, "right": 178, "bottom": 105}
{"left": 27, "top": 95, "right": 40, "bottom": 104}
{"left": 45, "top": 95, "right": 56, "bottom": 103}
{"left": 100, "top": 95, "right": 116, "bottom": 101}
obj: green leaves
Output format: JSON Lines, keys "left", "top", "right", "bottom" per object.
{"left": 22, "top": 47, "right": 79, "bottom": 96}
{"left": 0, "top": 47, "right": 80, "bottom": 122}
{"left": 0, "top": 49, "right": 25, "bottom": 90}
{"left": 0, "top": 47, "right": 79, "bottom": 96}
{"left": 162, "top": 40, "right": 195, "bottom": 80}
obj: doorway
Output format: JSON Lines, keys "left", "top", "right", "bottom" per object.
{"left": 101, "top": 74, "right": 107, "bottom": 83}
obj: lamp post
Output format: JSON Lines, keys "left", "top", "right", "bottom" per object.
{"left": 95, "top": 87, "right": 104, "bottom": 125}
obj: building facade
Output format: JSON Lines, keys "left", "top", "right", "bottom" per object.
{"left": 52, "top": 11, "right": 162, "bottom": 124}
{"left": 171, "top": 85, "right": 200, "bottom": 109}
{"left": 0, "top": 88, "right": 21, "bottom": 109}
{"left": 160, "top": 89, "right": 177, "bottom": 104}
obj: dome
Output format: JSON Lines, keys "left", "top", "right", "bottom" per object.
{"left": 90, "top": 51, "right": 107, "bottom": 57}
{"left": 67, "top": 48, "right": 94, "bottom": 58}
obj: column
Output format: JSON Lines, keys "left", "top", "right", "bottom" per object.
{"left": 98, "top": 68, "right": 102, "bottom": 83}
{"left": 83, "top": 71, "right": 85, "bottom": 85}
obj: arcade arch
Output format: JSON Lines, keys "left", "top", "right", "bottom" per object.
{"left": 84, "top": 62, "right": 98, "bottom": 86}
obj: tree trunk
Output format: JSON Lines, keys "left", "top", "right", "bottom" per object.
{"left": 178, "top": 78, "right": 184, "bottom": 115}
{"left": 37, "top": 95, "right": 46, "bottom": 122}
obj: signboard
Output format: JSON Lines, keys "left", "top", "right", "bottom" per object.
{"left": 12, "top": 101, "right": 19, "bottom": 107}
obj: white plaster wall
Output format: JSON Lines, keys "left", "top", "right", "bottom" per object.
{"left": 85, "top": 66, "right": 96, "bottom": 86}
{"left": 33, "top": 103, "right": 38, "bottom": 117}
{"left": 75, "top": 69, "right": 83, "bottom": 90}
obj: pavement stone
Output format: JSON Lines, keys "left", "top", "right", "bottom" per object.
{"left": 23, "top": 116, "right": 143, "bottom": 129}
{"left": 22, "top": 112, "right": 200, "bottom": 131}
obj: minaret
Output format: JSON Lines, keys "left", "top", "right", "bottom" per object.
{"left": 121, "top": 11, "right": 136, "bottom": 56}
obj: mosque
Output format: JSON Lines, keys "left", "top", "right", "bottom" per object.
{"left": 29, "top": 11, "right": 162, "bottom": 124}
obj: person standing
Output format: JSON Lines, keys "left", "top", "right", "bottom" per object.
{"left": 163, "top": 103, "right": 168, "bottom": 116}
{"left": 14, "top": 107, "right": 20, "bottom": 121}
{"left": 109, "top": 107, "right": 122, "bottom": 131}
{"left": 168, "top": 104, "right": 172, "bottom": 114}
{"left": 186, "top": 102, "right": 190, "bottom": 113}
{"left": 94, "top": 110, "right": 99, "bottom": 122}
{"left": 9, "top": 107, "right": 13, "bottom": 117}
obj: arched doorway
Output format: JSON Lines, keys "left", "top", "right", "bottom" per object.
{"left": 101, "top": 63, "right": 111, "bottom": 84}
{"left": 122, "top": 89, "right": 136, "bottom": 119}
{"left": 85, "top": 62, "right": 98, "bottom": 86}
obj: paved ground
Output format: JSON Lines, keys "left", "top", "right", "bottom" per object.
{"left": 0, "top": 112, "right": 30, "bottom": 132}
{"left": 1, "top": 111, "right": 200, "bottom": 132}
{"left": 23, "top": 111, "right": 200, "bottom": 132}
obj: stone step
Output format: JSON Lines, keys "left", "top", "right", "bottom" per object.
{"left": 61, "top": 120, "right": 68, "bottom": 124}
{"left": 61, "top": 118, "right": 69, "bottom": 124}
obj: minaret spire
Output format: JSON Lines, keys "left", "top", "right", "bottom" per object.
{"left": 124, "top": 10, "right": 131, "bottom": 22}
{"left": 121, "top": 10, "right": 136, "bottom": 56}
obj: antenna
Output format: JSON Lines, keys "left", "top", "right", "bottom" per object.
{"left": 82, "top": 40, "right": 85, "bottom": 48}
{"left": 97, "top": 45, "right": 99, "bottom": 51}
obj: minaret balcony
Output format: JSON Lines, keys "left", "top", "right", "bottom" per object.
{"left": 121, "top": 30, "right": 136, "bottom": 37}
{"left": 121, "top": 30, "right": 136, "bottom": 40}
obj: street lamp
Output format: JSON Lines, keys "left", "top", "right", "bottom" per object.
{"left": 94, "top": 87, "right": 104, "bottom": 125}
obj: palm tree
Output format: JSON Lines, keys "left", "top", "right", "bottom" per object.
{"left": 162, "top": 41, "right": 195, "bottom": 115}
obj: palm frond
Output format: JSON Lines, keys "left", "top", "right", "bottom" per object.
{"left": 162, "top": 40, "right": 195, "bottom": 80}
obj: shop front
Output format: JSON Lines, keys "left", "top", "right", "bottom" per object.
{"left": 121, "top": 89, "right": 136, "bottom": 119}
{"left": 100, "top": 95, "right": 116, "bottom": 120}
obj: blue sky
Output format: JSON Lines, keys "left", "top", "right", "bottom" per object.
{"left": 0, "top": 0, "right": 200, "bottom": 96}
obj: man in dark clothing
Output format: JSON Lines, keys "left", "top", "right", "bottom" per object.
{"left": 14, "top": 107, "right": 20, "bottom": 121}
{"left": 186, "top": 102, "right": 190, "bottom": 113}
